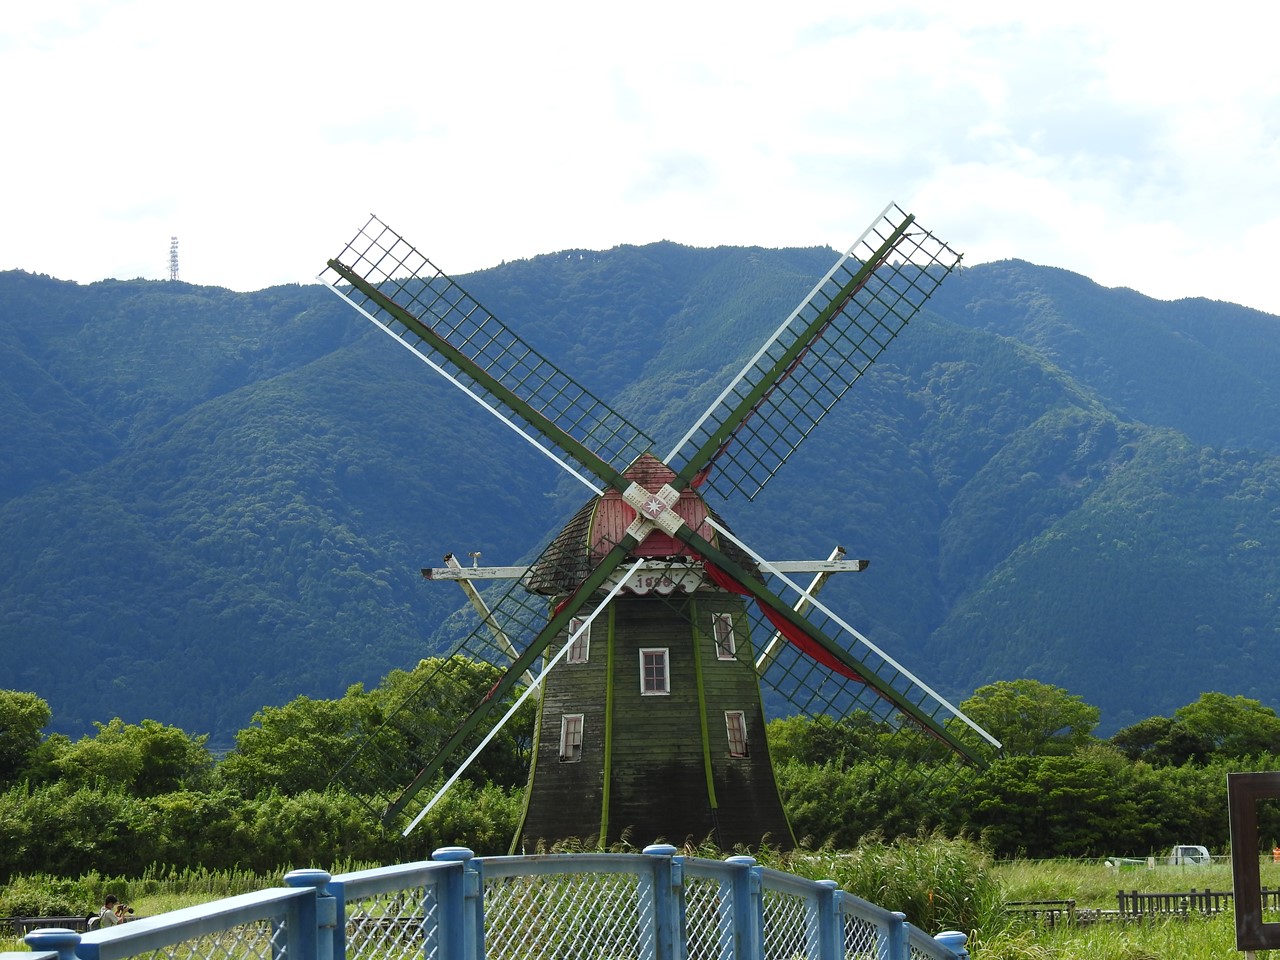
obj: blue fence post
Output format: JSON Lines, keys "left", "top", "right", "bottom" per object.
{"left": 21, "top": 929, "right": 80, "bottom": 960}
{"left": 934, "top": 931, "right": 969, "bottom": 958}
{"left": 725, "top": 855, "right": 762, "bottom": 960}
{"left": 901, "top": 918, "right": 922, "bottom": 960}
{"left": 881, "top": 910, "right": 906, "bottom": 960}
{"left": 433, "top": 846, "right": 482, "bottom": 960}
{"left": 285, "top": 869, "right": 336, "bottom": 960}
{"left": 815, "top": 880, "right": 840, "bottom": 960}
{"left": 641, "top": 843, "right": 680, "bottom": 960}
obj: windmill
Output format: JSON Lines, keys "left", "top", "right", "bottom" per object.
{"left": 319, "top": 204, "right": 1001, "bottom": 851}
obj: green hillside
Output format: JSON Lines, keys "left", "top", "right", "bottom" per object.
{"left": 1, "top": 247, "right": 1277, "bottom": 745}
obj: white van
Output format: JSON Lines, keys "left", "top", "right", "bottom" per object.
{"left": 1168, "top": 844, "right": 1211, "bottom": 866}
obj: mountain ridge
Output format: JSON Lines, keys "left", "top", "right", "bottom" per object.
{"left": 2, "top": 248, "right": 1277, "bottom": 744}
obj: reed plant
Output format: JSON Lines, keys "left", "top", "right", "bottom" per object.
{"left": 778, "top": 831, "right": 1005, "bottom": 935}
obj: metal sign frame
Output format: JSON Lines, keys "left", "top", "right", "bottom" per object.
{"left": 1228, "top": 771, "right": 1280, "bottom": 952}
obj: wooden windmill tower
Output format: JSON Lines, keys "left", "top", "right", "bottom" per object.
{"left": 319, "top": 204, "right": 1001, "bottom": 851}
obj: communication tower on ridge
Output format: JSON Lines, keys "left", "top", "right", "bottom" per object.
{"left": 169, "top": 237, "right": 179, "bottom": 281}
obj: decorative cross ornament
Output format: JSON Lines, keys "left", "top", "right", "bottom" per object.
{"left": 621, "top": 481, "right": 685, "bottom": 540}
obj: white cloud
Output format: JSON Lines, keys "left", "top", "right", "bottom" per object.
{"left": 3, "top": 1, "right": 1279, "bottom": 316}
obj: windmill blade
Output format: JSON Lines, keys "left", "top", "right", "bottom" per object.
{"left": 702, "top": 516, "right": 1000, "bottom": 759}
{"left": 642, "top": 503, "right": 998, "bottom": 764}
{"left": 442, "top": 552, "right": 535, "bottom": 688}
{"left": 755, "top": 544, "right": 847, "bottom": 674}
{"left": 330, "top": 496, "right": 647, "bottom": 828}
{"left": 401, "top": 558, "right": 644, "bottom": 836}
{"left": 320, "top": 216, "right": 653, "bottom": 494}
{"left": 665, "top": 203, "right": 962, "bottom": 502}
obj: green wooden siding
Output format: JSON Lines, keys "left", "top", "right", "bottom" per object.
{"left": 517, "top": 591, "right": 793, "bottom": 851}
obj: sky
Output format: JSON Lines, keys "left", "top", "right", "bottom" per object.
{"left": 4, "top": 2, "right": 1279, "bottom": 314}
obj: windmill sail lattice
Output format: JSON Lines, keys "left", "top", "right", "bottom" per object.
{"left": 668, "top": 203, "right": 962, "bottom": 502}
{"left": 706, "top": 517, "right": 994, "bottom": 747}
{"left": 325, "top": 508, "right": 643, "bottom": 825}
{"left": 319, "top": 207, "right": 997, "bottom": 842}
{"left": 322, "top": 216, "right": 653, "bottom": 493}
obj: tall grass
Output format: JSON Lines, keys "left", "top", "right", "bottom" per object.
{"left": 785, "top": 832, "right": 1004, "bottom": 935}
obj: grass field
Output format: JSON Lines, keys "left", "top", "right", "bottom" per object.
{"left": 985, "top": 858, "right": 1280, "bottom": 959}
{"left": 997, "top": 857, "right": 1280, "bottom": 905}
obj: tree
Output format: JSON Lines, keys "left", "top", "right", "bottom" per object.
{"left": 1109, "top": 715, "right": 1207, "bottom": 766}
{"left": 0, "top": 690, "right": 51, "bottom": 785}
{"left": 364, "top": 656, "right": 535, "bottom": 791}
{"left": 1173, "top": 692, "right": 1280, "bottom": 760}
{"left": 134, "top": 789, "right": 255, "bottom": 871}
{"left": 222, "top": 658, "right": 535, "bottom": 802}
{"left": 959, "top": 679, "right": 1099, "bottom": 756}
{"left": 964, "top": 749, "right": 1143, "bottom": 857}
{"left": 765, "top": 713, "right": 886, "bottom": 767}
{"left": 1125, "top": 759, "right": 1230, "bottom": 851}
{"left": 53, "top": 718, "right": 212, "bottom": 796}
{"left": 220, "top": 688, "right": 375, "bottom": 797}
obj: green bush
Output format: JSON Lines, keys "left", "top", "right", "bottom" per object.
{"left": 0, "top": 873, "right": 97, "bottom": 917}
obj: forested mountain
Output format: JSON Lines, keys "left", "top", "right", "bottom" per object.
{"left": 2, "top": 246, "right": 1278, "bottom": 746}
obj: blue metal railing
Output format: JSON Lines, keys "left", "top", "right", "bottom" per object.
{"left": 9, "top": 845, "right": 969, "bottom": 960}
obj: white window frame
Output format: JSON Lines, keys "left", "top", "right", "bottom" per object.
{"left": 639, "top": 647, "right": 670, "bottom": 695}
{"left": 559, "top": 713, "right": 584, "bottom": 762}
{"left": 566, "top": 617, "right": 590, "bottom": 664}
{"left": 712, "top": 612, "right": 737, "bottom": 660}
{"left": 725, "top": 710, "right": 749, "bottom": 758}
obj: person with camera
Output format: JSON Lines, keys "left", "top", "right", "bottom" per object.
{"left": 95, "top": 894, "right": 133, "bottom": 927}
{"left": 96, "top": 895, "right": 122, "bottom": 928}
